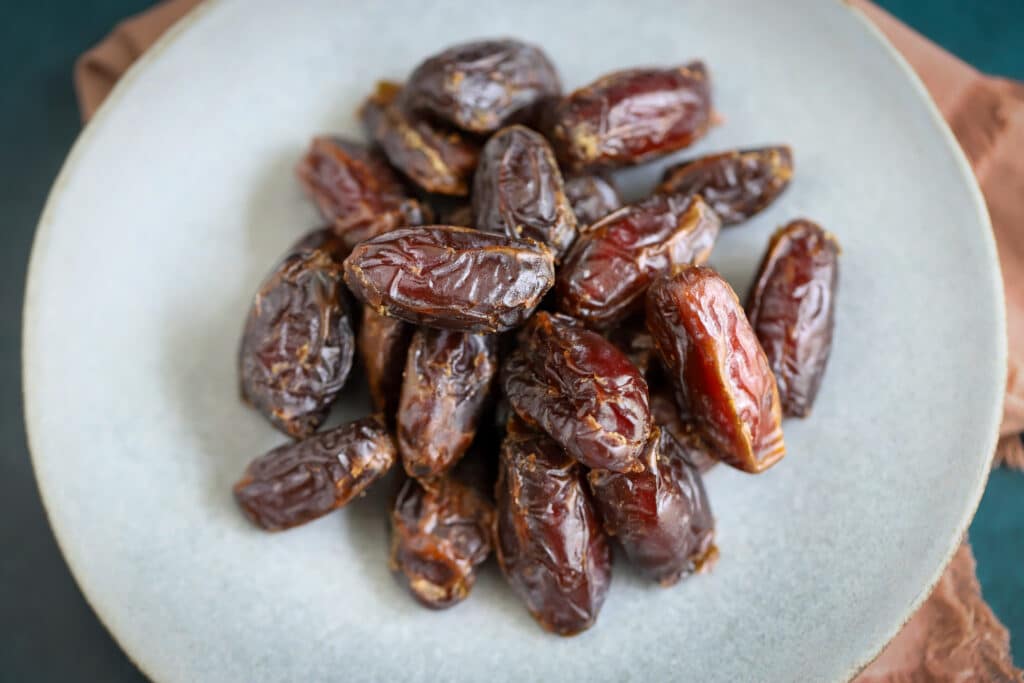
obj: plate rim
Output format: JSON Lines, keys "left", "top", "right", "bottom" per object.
{"left": 21, "top": 2, "right": 1007, "bottom": 681}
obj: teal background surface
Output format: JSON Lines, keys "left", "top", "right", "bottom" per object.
{"left": 0, "top": 2, "right": 1020, "bottom": 679}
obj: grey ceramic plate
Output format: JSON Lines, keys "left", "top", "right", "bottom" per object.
{"left": 23, "top": 1, "right": 1005, "bottom": 681}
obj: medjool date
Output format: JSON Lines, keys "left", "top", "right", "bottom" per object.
{"left": 358, "top": 307, "right": 413, "bottom": 419}
{"left": 564, "top": 174, "right": 621, "bottom": 226}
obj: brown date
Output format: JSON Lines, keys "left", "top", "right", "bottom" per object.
{"left": 503, "top": 312, "right": 651, "bottom": 473}
{"left": 646, "top": 267, "right": 785, "bottom": 473}
{"left": 495, "top": 420, "right": 611, "bottom": 635}
{"left": 747, "top": 219, "right": 840, "bottom": 417}
{"left": 649, "top": 388, "right": 718, "bottom": 474}
{"left": 360, "top": 81, "right": 480, "bottom": 196}
{"left": 556, "top": 193, "right": 721, "bottom": 328}
{"left": 234, "top": 415, "right": 396, "bottom": 530}
{"left": 239, "top": 248, "right": 354, "bottom": 438}
{"left": 358, "top": 307, "right": 414, "bottom": 420}
{"left": 398, "top": 328, "right": 498, "bottom": 480}
{"left": 404, "top": 39, "right": 561, "bottom": 134}
{"left": 473, "top": 125, "right": 577, "bottom": 259}
{"left": 296, "top": 136, "right": 432, "bottom": 248}
{"left": 343, "top": 225, "right": 555, "bottom": 333}
{"left": 549, "top": 63, "right": 712, "bottom": 172}
{"left": 564, "top": 174, "right": 622, "bottom": 226}
{"left": 288, "top": 226, "right": 350, "bottom": 261}
{"left": 607, "top": 314, "right": 658, "bottom": 377}
{"left": 389, "top": 476, "right": 495, "bottom": 609}
{"left": 588, "top": 426, "right": 716, "bottom": 585}
{"left": 658, "top": 146, "right": 793, "bottom": 226}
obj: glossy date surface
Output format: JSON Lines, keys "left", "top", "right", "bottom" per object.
{"left": 564, "top": 174, "right": 621, "bottom": 226}
{"left": 239, "top": 248, "right": 354, "bottom": 438}
{"left": 658, "top": 146, "right": 793, "bottom": 226}
{"left": 495, "top": 421, "right": 611, "bottom": 635}
{"left": 358, "top": 307, "right": 413, "bottom": 420}
{"left": 390, "top": 476, "right": 495, "bottom": 609}
{"left": 503, "top": 312, "right": 651, "bottom": 472}
{"left": 343, "top": 225, "right": 555, "bottom": 333}
{"left": 405, "top": 39, "right": 561, "bottom": 134}
{"left": 557, "top": 194, "right": 721, "bottom": 328}
{"left": 549, "top": 63, "right": 712, "bottom": 172}
{"left": 747, "top": 219, "right": 839, "bottom": 417}
{"left": 234, "top": 415, "right": 396, "bottom": 530}
{"left": 360, "top": 81, "right": 480, "bottom": 196}
{"left": 646, "top": 267, "right": 785, "bottom": 473}
{"left": 588, "top": 426, "right": 716, "bottom": 585}
{"left": 398, "top": 328, "right": 498, "bottom": 479}
{"left": 473, "top": 125, "right": 577, "bottom": 259}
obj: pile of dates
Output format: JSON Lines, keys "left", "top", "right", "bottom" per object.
{"left": 234, "top": 38, "right": 840, "bottom": 635}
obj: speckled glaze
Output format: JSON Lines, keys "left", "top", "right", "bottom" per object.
{"left": 22, "top": 1, "right": 1004, "bottom": 681}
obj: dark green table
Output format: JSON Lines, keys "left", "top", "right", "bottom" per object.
{"left": 1, "top": 2, "right": 1020, "bottom": 679}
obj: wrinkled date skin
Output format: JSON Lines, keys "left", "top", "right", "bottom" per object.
{"left": 747, "top": 219, "right": 840, "bottom": 417}
{"left": 343, "top": 226, "right": 555, "bottom": 333}
{"left": 358, "top": 307, "right": 414, "bottom": 420}
{"left": 361, "top": 82, "right": 480, "bottom": 196}
{"left": 239, "top": 249, "right": 355, "bottom": 438}
{"left": 473, "top": 125, "right": 578, "bottom": 259}
{"left": 296, "top": 136, "right": 432, "bottom": 248}
{"left": 564, "top": 174, "right": 622, "bottom": 226}
{"left": 234, "top": 415, "right": 396, "bottom": 530}
{"left": 405, "top": 39, "right": 561, "bottom": 134}
{"left": 390, "top": 476, "right": 495, "bottom": 609}
{"left": 503, "top": 312, "right": 651, "bottom": 472}
{"left": 495, "top": 422, "right": 612, "bottom": 635}
{"left": 557, "top": 194, "right": 721, "bottom": 328}
{"left": 549, "top": 63, "right": 712, "bottom": 172}
{"left": 398, "top": 328, "right": 498, "bottom": 479}
{"left": 588, "top": 426, "right": 716, "bottom": 585}
{"left": 646, "top": 267, "right": 785, "bottom": 473}
{"left": 649, "top": 388, "right": 718, "bottom": 474}
{"left": 658, "top": 146, "right": 793, "bottom": 226}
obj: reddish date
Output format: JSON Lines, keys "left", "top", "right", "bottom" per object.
{"left": 405, "top": 39, "right": 561, "bottom": 134}
{"left": 360, "top": 81, "right": 480, "bottom": 196}
{"left": 234, "top": 415, "right": 396, "bottom": 530}
{"left": 473, "top": 125, "right": 577, "bottom": 259}
{"left": 495, "top": 420, "right": 611, "bottom": 635}
{"left": 549, "top": 63, "right": 712, "bottom": 172}
{"left": 390, "top": 476, "right": 495, "bottom": 609}
{"left": 503, "top": 312, "right": 651, "bottom": 472}
{"left": 646, "top": 267, "right": 785, "bottom": 473}
{"left": 658, "top": 146, "right": 793, "bottom": 226}
{"left": 297, "top": 136, "right": 432, "bottom": 248}
{"left": 557, "top": 194, "right": 721, "bottom": 328}
{"left": 343, "top": 225, "right": 555, "bottom": 333}
{"left": 397, "top": 328, "right": 498, "bottom": 479}
{"left": 239, "top": 248, "right": 354, "bottom": 439}
{"left": 747, "top": 219, "right": 840, "bottom": 417}
{"left": 564, "top": 174, "right": 622, "bottom": 226}
{"left": 358, "top": 307, "right": 413, "bottom": 420}
{"left": 649, "top": 388, "right": 718, "bottom": 474}
{"left": 588, "top": 426, "right": 716, "bottom": 585}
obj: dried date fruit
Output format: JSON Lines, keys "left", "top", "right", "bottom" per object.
{"left": 557, "top": 193, "right": 721, "bottom": 328}
{"left": 360, "top": 81, "right": 480, "bottom": 196}
{"left": 358, "top": 307, "right": 414, "bottom": 419}
{"left": 288, "top": 227, "right": 350, "bottom": 261}
{"left": 234, "top": 415, "right": 396, "bottom": 530}
{"left": 607, "top": 315, "right": 658, "bottom": 376}
{"left": 549, "top": 63, "right": 712, "bottom": 172}
{"left": 503, "top": 312, "right": 651, "bottom": 472}
{"left": 389, "top": 476, "right": 495, "bottom": 609}
{"left": 397, "top": 328, "right": 498, "bottom": 479}
{"left": 239, "top": 248, "right": 355, "bottom": 438}
{"left": 473, "top": 125, "right": 577, "bottom": 259}
{"left": 405, "top": 39, "right": 561, "bottom": 134}
{"left": 343, "top": 225, "right": 555, "bottom": 333}
{"left": 646, "top": 267, "right": 785, "bottom": 473}
{"left": 588, "top": 426, "right": 716, "bottom": 585}
{"left": 495, "top": 422, "right": 611, "bottom": 635}
{"left": 297, "top": 136, "right": 432, "bottom": 248}
{"left": 747, "top": 219, "right": 840, "bottom": 417}
{"left": 564, "top": 174, "right": 621, "bottom": 226}
{"left": 649, "top": 388, "right": 717, "bottom": 474}
{"left": 658, "top": 146, "right": 793, "bottom": 226}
